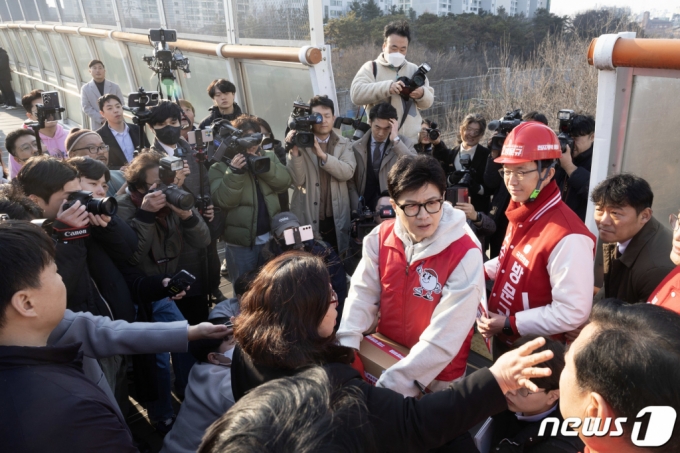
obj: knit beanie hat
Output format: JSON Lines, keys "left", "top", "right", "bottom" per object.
{"left": 66, "top": 128, "right": 100, "bottom": 154}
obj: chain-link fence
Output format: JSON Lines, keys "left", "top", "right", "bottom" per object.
{"left": 235, "top": 0, "right": 310, "bottom": 44}
{"left": 336, "top": 69, "right": 552, "bottom": 140}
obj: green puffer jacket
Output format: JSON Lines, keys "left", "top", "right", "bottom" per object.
{"left": 209, "top": 150, "right": 292, "bottom": 247}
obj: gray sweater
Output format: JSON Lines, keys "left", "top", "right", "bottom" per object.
{"left": 47, "top": 309, "right": 189, "bottom": 415}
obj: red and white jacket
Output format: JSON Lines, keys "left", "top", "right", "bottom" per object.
{"left": 337, "top": 203, "right": 485, "bottom": 397}
{"left": 483, "top": 181, "right": 596, "bottom": 345}
{"left": 649, "top": 266, "right": 680, "bottom": 314}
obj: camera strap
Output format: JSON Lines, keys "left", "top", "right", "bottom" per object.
{"left": 52, "top": 221, "right": 90, "bottom": 242}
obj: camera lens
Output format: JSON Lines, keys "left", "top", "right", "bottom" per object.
{"left": 412, "top": 74, "right": 426, "bottom": 86}
{"left": 94, "top": 197, "right": 118, "bottom": 216}
{"left": 164, "top": 186, "right": 196, "bottom": 211}
{"left": 247, "top": 156, "right": 271, "bottom": 175}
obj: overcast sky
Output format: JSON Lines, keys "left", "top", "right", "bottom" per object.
{"left": 550, "top": 0, "right": 680, "bottom": 16}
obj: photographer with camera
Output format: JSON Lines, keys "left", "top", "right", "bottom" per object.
{"left": 21, "top": 89, "right": 67, "bottom": 159}
{"left": 286, "top": 95, "right": 356, "bottom": 255}
{"left": 258, "top": 212, "right": 348, "bottom": 316}
{"left": 198, "top": 79, "right": 243, "bottom": 129}
{"left": 5, "top": 128, "right": 39, "bottom": 179}
{"left": 554, "top": 113, "right": 595, "bottom": 222}
{"left": 347, "top": 102, "right": 415, "bottom": 217}
{"left": 210, "top": 115, "right": 291, "bottom": 282}
{"left": 116, "top": 151, "right": 211, "bottom": 432}
{"left": 415, "top": 119, "right": 447, "bottom": 156}
{"left": 96, "top": 94, "right": 150, "bottom": 169}
{"left": 147, "top": 100, "right": 222, "bottom": 323}
{"left": 439, "top": 113, "right": 491, "bottom": 214}
{"left": 14, "top": 155, "right": 141, "bottom": 410}
{"left": 350, "top": 21, "right": 434, "bottom": 144}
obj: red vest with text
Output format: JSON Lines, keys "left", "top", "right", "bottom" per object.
{"left": 649, "top": 266, "right": 680, "bottom": 315}
{"left": 487, "top": 181, "right": 595, "bottom": 345}
{"left": 377, "top": 219, "right": 477, "bottom": 381}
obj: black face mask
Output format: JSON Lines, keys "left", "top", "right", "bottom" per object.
{"left": 155, "top": 125, "right": 182, "bottom": 146}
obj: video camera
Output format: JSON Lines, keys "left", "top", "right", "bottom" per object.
{"left": 334, "top": 117, "right": 370, "bottom": 141}
{"left": 63, "top": 190, "right": 118, "bottom": 216}
{"left": 445, "top": 155, "right": 473, "bottom": 204}
{"left": 557, "top": 109, "right": 576, "bottom": 153}
{"left": 210, "top": 120, "right": 270, "bottom": 175}
{"left": 350, "top": 197, "right": 395, "bottom": 240}
{"left": 487, "top": 109, "right": 523, "bottom": 152}
{"left": 27, "top": 91, "right": 66, "bottom": 154}
{"left": 148, "top": 156, "right": 196, "bottom": 211}
{"left": 287, "top": 100, "right": 322, "bottom": 148}
{"left": 397, "top": 63, "right": 431, "bottom": 101}
{"left": 143, "top": 28, "right": 190, "bottom": 87}
{"left": 126, "top": 87, "right": 160, "bottom": 153}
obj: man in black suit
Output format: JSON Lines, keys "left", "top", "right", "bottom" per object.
{"left": 96, "top": 94, "right": 149, "bottom": 170}
{"left": 434, "top": 113, "right": 491, "bottom": 214}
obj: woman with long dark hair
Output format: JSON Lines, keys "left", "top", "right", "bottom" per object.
{"left": 204, "top": 250, "right": 554, "bottom": 452}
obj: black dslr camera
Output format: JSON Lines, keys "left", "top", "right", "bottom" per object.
{"left": 557, "top": 109, "right": 576, "bottom": 153}
{"left": 288, "top": 100, "right": 322, "bottom": 148}
{"left": 397, "top": 63, "right": 431, "bottom": 100}
{"left": 487, "top": 109, "right": 523, "bottom": 152}
{"left": 63, "top": 190, "right": 118, "bottom": 216}
{"left": 143, "top": 28, "right": 190, "bottom": 85}
{"left": 334, "top": 117, "right": 370, "bottom": 141}
{"left": 424, "top": 121, "right": 440, "bottom": 141}
{"left": 149, "top": 156, "right": 196, "bottom": 211}
{"left": 210, "top": 120, "right": 270, "bottom": 175}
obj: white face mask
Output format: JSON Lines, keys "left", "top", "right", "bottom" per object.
{"left": 387, "top": 52, "right": 406, "bottom": 68}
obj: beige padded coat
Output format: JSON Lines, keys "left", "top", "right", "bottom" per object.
{"left": 286, "top": 131, "right": 356, "bottom": 255}
{"left": 350, "top": 52, "right": 435, "bottom": 143}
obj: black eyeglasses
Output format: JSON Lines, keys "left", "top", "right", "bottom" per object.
{"left": 72, "top": 144, "right": 109, "bottom": 154}
{"left": 396, "top": 199, "right": 444, "bottom": 217}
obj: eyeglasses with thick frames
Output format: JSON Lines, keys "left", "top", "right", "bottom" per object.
{"left": 670, "top": 214, "right": 680, "bottom": 231}
{"left": 396, "top": 199, "right": 444, "bottom": 217}
{"left": 499, "top": 168, "right": 538, "bottom": 181}
{"left": 72, "top": 144, "right": 109, "bottom": 154}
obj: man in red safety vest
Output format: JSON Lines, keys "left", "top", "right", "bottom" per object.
{"left": 648, "top": 209, "right": 680, "bottom": 313}
{"left": 477, "top": 121, "right": 596, "bottom": 359}
{"left": 337, "top": 154, "right": 485, "bottom": 398}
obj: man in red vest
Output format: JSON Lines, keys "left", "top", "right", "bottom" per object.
{"left": 477, "top": 121, "right": 595, "bottom": 359}
{"left": 337, "top": 154, "right": 485, "bottom": 398}
{"left": 648, "top": 210, "right": 680, "bottom": 313}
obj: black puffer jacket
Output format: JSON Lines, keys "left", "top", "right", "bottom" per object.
{"left": 53, "top": 215, "right": 138, "bottom": 322}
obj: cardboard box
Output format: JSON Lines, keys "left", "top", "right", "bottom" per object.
{"left": 358, "top": 333, "right": 411, "bottom": 385}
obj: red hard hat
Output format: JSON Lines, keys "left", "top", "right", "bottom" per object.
{"left": 494, "top": 121, "right": 561, "bottom": 164}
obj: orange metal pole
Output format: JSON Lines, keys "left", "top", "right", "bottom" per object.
{"left": 0, "top": 24, "right": 321, "bottom": 65}
{"left": 588, "top": 37, "right": 680, "bottom": 70}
